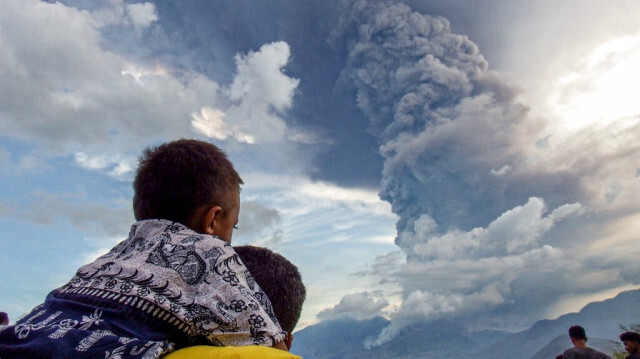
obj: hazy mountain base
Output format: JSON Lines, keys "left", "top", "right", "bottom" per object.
{"left": 292, "top": 317, "right": 510, "bottom": 358}
{"left": 292, "top": 289, "right": 639, "bottom": 359}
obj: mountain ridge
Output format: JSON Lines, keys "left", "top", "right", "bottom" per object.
{"left": 292, "top": 288, "right": 640, "bottom": 359}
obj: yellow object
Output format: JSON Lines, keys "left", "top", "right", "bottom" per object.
{"left": 164, "top": 345, "right": 303, "bottom": 359}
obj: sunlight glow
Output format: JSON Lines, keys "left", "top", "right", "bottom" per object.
{"left": 546, "top": 284, "right": 638, "bottom": 320}
{"left": 120, "top": 63, "right": 170, "bottom": 84}
{"left": 549, "top": 35, "right": 640, "bottom": 130}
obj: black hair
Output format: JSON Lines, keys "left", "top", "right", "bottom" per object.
{"left": 620, "top": 331, "right": 640, "bottom": 343}
{"left": 234, "top": 245, "right": 306, "bottom": 334}
{"left": 133, "top": 139, "right": 243, "bottom": 223}
{"left": 569, "top": 325, "right": 587, "bottom": 340}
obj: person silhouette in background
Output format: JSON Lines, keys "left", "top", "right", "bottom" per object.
{"left": 619, "top": 331, "right": 640, "bottom": 359}
{"left": 559, "top": 325, "right": 611, "bottom": 359}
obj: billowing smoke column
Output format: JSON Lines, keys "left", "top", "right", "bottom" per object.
{"left": 331, "top": 0, "right": 589, "bottom": 346}
{"left": 332, "top": 0, "right": 530, "bottom": 242}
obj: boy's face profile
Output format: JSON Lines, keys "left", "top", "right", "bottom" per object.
{"left": 211, "top": 190, "right": 240, "bottom": 243}
{"left": 624, "top": 340, "right": 639, "bottom": 354}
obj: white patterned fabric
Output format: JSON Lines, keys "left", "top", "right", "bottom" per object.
{"left": 0, "top": 219, "right": 286, "bottom": 358}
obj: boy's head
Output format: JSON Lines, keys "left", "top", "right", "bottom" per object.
{"left": 133, "top": 139, "right": 243, "bottom": 241}
{"left": 620, "top": 331, "right": 640, "bottom": 354}
{"left": 569, "top": 325, "right": 587, "bottom": 341}
{"left": 234, "top": 245, "right": 306, "bottom": 337}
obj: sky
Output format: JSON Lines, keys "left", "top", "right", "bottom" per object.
{"left": 1, "top": 0, "right": 640, "bottom": 347}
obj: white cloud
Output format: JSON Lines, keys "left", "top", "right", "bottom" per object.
{"left": 0, "top": 0, "right": 201, "bottom": 152}
{"left": 88, "top": 0, "right": 156, "bottom": 30}
{"left": 198, "top": 41, "right": 300, "bottom": 143}
{"left": 491, "top": 165, "right": 511, "bottom": 177}
{"left": 229, "top": 41, "right": 299, "bottom": 111}
{"left": 364, "top": 244, "right": 567, "bottom": 343}
{"left": 74, "top": 152, "right": 135, "bottom": 179}
{"left": 285, "top": 130, "right": 325, "bottom": 144}
{"left": 126, "top": 2, "right": 158, "bottom": 30}
{"left": 191, "top": 107, "right": 255, "bottom": 144}
{"left": 317, "top": 291, "right": 389, "bottom": 321}
{"left": 411, "top": 198, "right": 583, "bottom": 260}
{"left": 243, "top": 172, "right": 394, "bottom": 214}
{"left": 548, "top": 35, "right": 640, "bottom": 130}
{"left": 364, "top": 195, "right": 637, "bottom": 341}
{"left": 0, "top": 1, "right": 301, "bottom": 170}
{"left": 525, "top": 114, "right": 640, "bottom": 212}
{"left": 191, "top": 42, "right": 303, "bottom": 144}
{"left": 365, "top": 290, "right": 459, "bottom": 348}
{"left": 237, "top": 173, "right": 397, "bottom": 248}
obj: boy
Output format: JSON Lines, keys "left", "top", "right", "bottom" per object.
{"left": 0, "top": 139, "right": 287, "bottom": 358}
{"left": 167, "top": 245, "right": 306, "bottom": 358}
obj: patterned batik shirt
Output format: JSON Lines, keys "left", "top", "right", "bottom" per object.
{"left": 0, "top": 219, "right": 286, "bottom": 358}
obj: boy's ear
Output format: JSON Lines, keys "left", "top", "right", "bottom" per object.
{"left": 202, "top": 205, "right": 223, "bottom": 235}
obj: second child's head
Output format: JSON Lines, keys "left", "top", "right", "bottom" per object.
{"left": 133, "top": 139, "right": 243, "bottom": 242}
{"left": 234, "top": 245, "right": 306, "bottom": 350}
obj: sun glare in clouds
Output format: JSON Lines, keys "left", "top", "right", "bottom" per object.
{"left": 549, "top": 35, "right": 640, "bottom": 130}
{"left": 121, "top": 63, "right": 171, "bottom": 84}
